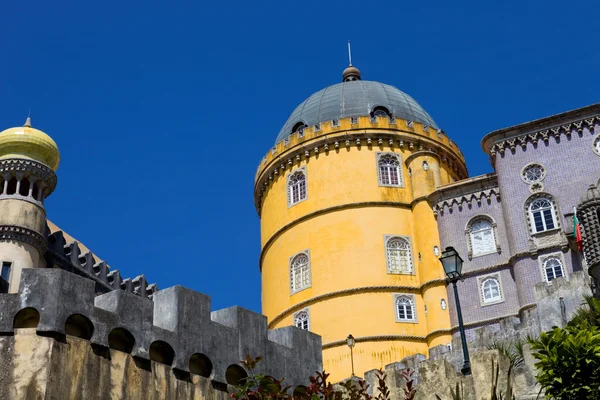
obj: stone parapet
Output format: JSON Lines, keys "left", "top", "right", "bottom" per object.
{"left": 0, "top": 268, "right": 322, "bottom": 388}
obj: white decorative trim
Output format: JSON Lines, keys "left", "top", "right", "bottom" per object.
{"left": 524, "top": 193, "right": 561, "bottom": 235}
{"left": 289, "top": 250, "right": 311, "bottom": 294}
{"left": 476, "top": 273, "right": 504, "bottom": 306}
{"left": 593, "top": 135, "right": 600, "bottom": 156}
{"left": 393, "top": 293, "right": 418, "bottom": 323}
{"left": 464, "top": 215, "right": 501, "bottom": 260}
{"left": 521, "top": 163, "right": 546, "bottom": 184}
{"left": 487, "top": 117, "right": 600, "bottom": 157}
{"left": 384, "top": 235, "right": 414, "bottom": 275}
{"left": 538, "top": 252, "right": 567, "bottom": 284}
{"left": 293, "top": 308, "right": 310, "bottom": 331}
{"left": 287, "top": 167, "right": 307, "bottom": 208}
{"left": 376, "top": 152, "right": 404, "bottom": 188}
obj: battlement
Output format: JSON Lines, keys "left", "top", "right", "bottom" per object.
{"left": 0, "top": 268, "right": 322, "bottom": 388}
{"left": 46, "top": 229, "right": 159, "bottom": 299}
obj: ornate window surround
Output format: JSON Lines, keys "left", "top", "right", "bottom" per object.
{"left": 593, "top": 135, "right": 600, "bottom": 156}
{"left": 520, "top": 163, "right": 547, "bottom": 185}
{"left": 289, "top": 250, "right": 311, "bottom": 294}
{"left": 287, "top": 167, "right": 307, "bottom": 208}
{"left": 384, "top": 235, "right": 414, "bottom": 275}
{"left": 465, "top": 215, "right": 501, "bottom": 260}
{"left": 293, "top": 308, "right": 310, "bottom": 331}
{"left": 524, "top": 193, "right": 561, "bottom": 236}
{"left": 376, "top": 152, "right": 404, "bottom": 188}
{"left": 393, "top": 293, "right": 418, "bottom": 323}
{"left": 538, "top": 253, "right": 567, "bottom": 284}
{"left": 476, "top": 273, "right": 504, "bottom": 306}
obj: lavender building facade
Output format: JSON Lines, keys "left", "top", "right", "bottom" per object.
{"left": 428, "top": 103, "right": 600, "bottom": 339}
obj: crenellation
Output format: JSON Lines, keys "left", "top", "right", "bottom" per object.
{"left": 0, "top": 268, "right": 321, "bottom": 388}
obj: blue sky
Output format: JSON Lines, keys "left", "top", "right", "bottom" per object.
{"left": 1, "top": 0, "right": 598, "bottom": 313}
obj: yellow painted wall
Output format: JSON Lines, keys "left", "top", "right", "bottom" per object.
{"left": 257, "top": 119, "right": 466, "bottom": 382}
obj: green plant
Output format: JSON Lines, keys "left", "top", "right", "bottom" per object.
{"left": 435, "top": 381, "right": 463, "bottom": 400}
{"left": 486, "top": 339, "right": 524, "bottom": 370}
{"left": 489, "top": 359, "right": 515, "bottom": 400}
{"left": 529, "top": 322, "right": 600, "bottom": 399}
{"left": 232, "top": 355, "right": 291, "bottom": 400}
{"left": 569, "top": 295, "right": 600, "bottom": 328}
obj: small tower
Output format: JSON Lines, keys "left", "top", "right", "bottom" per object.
{"left": 0, "top": 117, "right": 59, "bottom": 293}
{"left": 577, "top": 184, "right": 600, "bottom": 292}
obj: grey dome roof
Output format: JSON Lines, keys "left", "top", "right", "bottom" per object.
{"left": 276, "top": 80, "right": 438, "bottom": 143}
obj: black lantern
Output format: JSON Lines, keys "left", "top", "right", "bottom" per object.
{"left": 440, "top": 246, "right": 464, "bottom": 281}
{"left": 439, "top": 247, "right": 471, "bottom": 375}
{"left": 346, "top": 334, "right": 356, "bottom": 377}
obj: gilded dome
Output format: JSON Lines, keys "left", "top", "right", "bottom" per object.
{"left": 276, "top": 80, "right": 438, "bottom": 143}
{"left": 0, "top": 118, "right": 60, "bottom": 171}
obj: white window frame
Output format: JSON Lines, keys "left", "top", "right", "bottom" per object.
{"left": 521, "top": 163, "right": 546, "bottom": 184}
{"left": 539, "top": 254, "right": 566, "bottom": 284}
{"left": 593, "top": 136, "right": 600, "bottom": 156}
{"left": 293, "top": 308, "right": 310, "bottom": 331}
{"left": 384, "top": 235, "right": 414, "bottom": 275}
{"left": 393, "top": 294, "right": 417, "bottom": 323}
{"left": 287, "top": 167, "right": 307, "bottom": 207}
{"left": 289, "top": 250, "right": 311, "bottom": 294}
{"left": 526, "top": 195, "right": 559, "bottom": 234}
{"left": 0, "top": 261, "right": 12, "bottom": 292}
{"left": 465, "top": 216, "right": 499, "bottom": 259}
{"left": 376, "top": 152, "right": 404, "bottom": 188}
{"left": 476, "top": 273, "right": 504, "bottom": 306}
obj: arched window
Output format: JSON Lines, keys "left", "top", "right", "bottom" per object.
{"left": 290, "top": 252, "right": 310, "bottom": 292}
{"left": 529, "top": 197, "right": 557, "bottom": 233}
{"left": 292, "top": 122, "right": 306, "bottom": 134}
{"left": 469, "top": 219, "right": 496, "bottom": 256}
{"left": 287, "top": 169, "right": 307, "bottom": 206}
{"left": 395, "top": 296, "right": 415, "bottom": 322}
{"left": 378, "top": 153, "right": 402, "bottom": 187}
{"left": 543, "top": 256, "right": 564, "bottom": 282}
{"left": 294, "top": 310, "right": 309, "bottom": 331}
{"left": 371, "top": 106, "right": 391, "bottom": 120}
{"left": 481, "top": 278, "right": 502, "bottom": 303}
{"left": 386, "top": 237, "right": 412, "bottom": 274}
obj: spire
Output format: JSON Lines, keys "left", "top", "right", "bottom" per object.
{"left": 23, "top": 109, "right": 31, "bottom": 127}
{"left": 342, "top": 41, "right": 361, "bottom": 82}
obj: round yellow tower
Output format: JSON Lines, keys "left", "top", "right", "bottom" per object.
{"left": 255, "top": 66, "right": 468, "bottom": 381}
{"left": 0, "top": 117, "right": 59, "bottom": 293}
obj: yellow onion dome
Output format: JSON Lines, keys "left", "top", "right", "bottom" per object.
{"left": 0, "top": 118, "right": 60, "bottom": 171}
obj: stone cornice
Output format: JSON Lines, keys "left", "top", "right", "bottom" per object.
{"left": 0, "top": 224, "right": 47, "bottom": 254}
{"left": 0, "top": 158, "right": 58, "bottom": 196}
{"left": 254, "top": 119, "right": 468, "bottom": 215}
{"left": 267, "top": 279, "right": 447, "bottom": 329}
{"left": 426, "top": 173, "right": 499, "bottom": 217}
{"left": 481, "top": 103, "right": 600, "bottom": 158}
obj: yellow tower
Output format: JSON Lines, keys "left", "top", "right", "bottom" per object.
{"left": 0, "top": 117, "right": 60, "bottom": 293}
{"left": 255, "top": 65, "right": 468, "bottom": 381}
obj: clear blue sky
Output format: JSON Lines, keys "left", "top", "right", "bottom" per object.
{"left": 1, "top": 0, "right": 598, "bottom": 313}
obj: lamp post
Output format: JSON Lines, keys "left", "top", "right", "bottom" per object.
{"left": 346, "top": 334, "right": 356, "bottom": 377}
{"left": 439, "top": 246, "right": 471, "bottom": 376}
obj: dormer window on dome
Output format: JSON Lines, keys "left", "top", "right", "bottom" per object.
{"left": 371, "top": 106, "right": 392, "bottom": 122}
{"left": 292, "top": 122, "right": 307, "bottom": 135}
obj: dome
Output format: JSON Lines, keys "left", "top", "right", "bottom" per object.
{"left": 0, "top": 118, "right": 60, "bottom": 171}
{"left": 276, "top": 80, "right": 438, "bottom": 144}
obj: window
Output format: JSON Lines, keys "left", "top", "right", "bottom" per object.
{"left": 377, "top": 153, "right": 403, "bottom": 187}
{"left": 0, "top": 262, "right": 11, "bottom": 294}
{"left": 469, "top": 219, "right": 496, "bottom": 256}
{"left": 529, "top": 198, "right": 556, "bottom": 233}
{"left": 395, "top": 296, "right": 416, "bottom": 322}
{"left": 290, "top": 252, "right": 310, "bottom": 293}
{"left": 385, "top": 236, "right": 413, "bottom": 274}
{"left": 371, "top": 106, "right": 391, "bottom": 120}
{"left": 543, "top": 256, "right": 564, "bottom": 282}
{"left": 293, "top": 310, "right": 309, "bottom": 331}
{"left": 292, "top": 122, "right": 306, "bottom": 134}
{"left": 481, "top": 278, "right": 502, "bottom": 303}
{"left": 522, "top": 164, "right": 546, "bottom": 184}
{"left": 593, "top": 136, "right": 600, "bottom": 156}
{"left": 287, "top": 169, "right": 307, "bottom": 206}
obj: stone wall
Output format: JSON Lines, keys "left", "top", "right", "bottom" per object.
{"left": 0, "top": 268, "right": 322, "bottom": 398}
{"left": 364, "top": 271, "right": 593, "bottom": 399}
